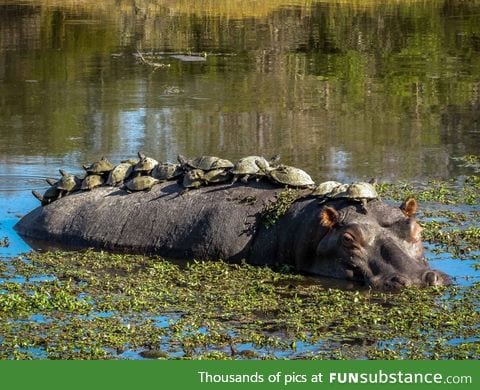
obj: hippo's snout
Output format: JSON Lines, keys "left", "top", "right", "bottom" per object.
{"left": 422, "top": 270, "right": 451, "bottom": 287}
{"left": 378, "top": 270, "right": 451, "bottom": 290}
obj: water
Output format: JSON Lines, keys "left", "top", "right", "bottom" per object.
{"left": 0, "top": 0, "right": 479, "bottom": 359}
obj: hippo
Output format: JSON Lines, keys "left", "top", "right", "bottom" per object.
{"left": 14, "top": 181, "right": 450, "bottom": 290}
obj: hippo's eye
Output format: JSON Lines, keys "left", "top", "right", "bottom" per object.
{"left": 342, "top": 232, "right": 356, "bottom": 247}
{"left": 341, "top": 225, "right": 366, "bottom": 249}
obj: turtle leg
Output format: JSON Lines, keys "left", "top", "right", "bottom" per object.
{"left": 32, "top": 190, "right": 44, "bottom": 203}
{"left": 360, "top": 198, "right": 368, "bottom": 214}
{"left": 178, "top": 188, "right": 190, "bottom": 196}
{"left": 241, "top": 174, "right": 250, "bottom": 184}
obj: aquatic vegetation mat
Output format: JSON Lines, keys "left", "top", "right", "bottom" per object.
{"left": 0, "top": 250, "right": 478, "bottom": 360}
{"left": 377, "top": 175, "right": 480, "bottom": 205}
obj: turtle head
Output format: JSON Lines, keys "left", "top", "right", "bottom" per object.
{"left": 177, "top": 154, "right": 188, "bottom": 166}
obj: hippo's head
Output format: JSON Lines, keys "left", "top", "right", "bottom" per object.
{"left": 312, "top": 198, "right": 450, "bottom": 290}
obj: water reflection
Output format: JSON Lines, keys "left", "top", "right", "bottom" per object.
{"left": 1, "top": 0, "right": 479, "bottom": 183}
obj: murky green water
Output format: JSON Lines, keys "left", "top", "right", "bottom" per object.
{"left": 0, "top": 0, "right": 479, "bottom": 359}
{"left": 1, "top": 0, "right": 479, "bottom": 183}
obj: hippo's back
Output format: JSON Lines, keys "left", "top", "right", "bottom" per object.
{"left": 15, "top": 182, "right": 282, "bottom": 261}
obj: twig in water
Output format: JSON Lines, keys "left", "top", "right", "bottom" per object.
{"left": 135, "top": 51, "right": 170, "bottom": 69}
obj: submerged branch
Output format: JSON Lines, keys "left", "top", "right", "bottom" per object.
{"left": 135, "top": 51, "right": 170, "bottom": 68}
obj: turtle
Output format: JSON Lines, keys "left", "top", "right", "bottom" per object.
{"left": 268, "top": 165, "right": 315, "bottom": 188}
{"left": 323, "top": 182, "right": 378, "bottom": 211}
{"left": 106, "top": 162, "right": 134, "bottom": 186}
{"left": 83, "top": 157, "right": 114, "bottom": 175}
{"left": 45, "top": 178, "right": 58, "bottom": 186}
{"left": 121, "top": 158, "right": 140, "bottom": 165}
{"left": 231, "top": 156, "right": 271, "bottom": 184}
{"left": 151, "top": 163, "right": 183, "bottom": 181}
{"left": 134, "top": 152, "right": 158, "bottom": 175}
{"left": 81, "top": 174, "right": 104, "bottom": 190}
{"left": 124, "top": 176, "right": 159, "bottom": 192}
{"left": 269, "top": 153, "right": 281, "bottom": 167}
{"left": 330, "top": 182, "right": 378, "bottom": 201}
{"left": 57, "top": 169, "right": 82, "bottom": 193}
{"left": 177, "top": 155, "right": 234, "bottom": 171}
{"left": 310, "top": 181, "right": 343, "bottom": 197}
{"left": 32, "top": 185, "right": 63, "bottom": 206}
{"left": 181, "top": 169, "right": 205, "bottom": 190}
{"left": 325, "top": 183, "right": 349, "bottom": 198}
{"left": 203, "top": 168, "right": 232, "bottom": 184}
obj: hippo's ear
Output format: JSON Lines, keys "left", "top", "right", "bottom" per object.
{"left": 400, "top": 197, "right": 418, "bottom": 217}
{"left": 319, "top": 206, "right": 340, "bottom": 229}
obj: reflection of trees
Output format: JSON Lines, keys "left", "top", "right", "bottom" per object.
{"left": 0, "top": 0, "right": 479, "bottom": 179}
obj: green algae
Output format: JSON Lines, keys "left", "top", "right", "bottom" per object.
{"left": 0, "top": 249, "right": 478, "bottom": 360}
{"left": 377, "top": 178, "right": 480, "bottom": 205}
{"left": 376, "top": 155, "right": 480, "bottom": 205}
{"left": 453, "top": 155, "right": 480, "bottom": 173}
{"left": 261, "top": 188, "right": 302, "bottom": 227}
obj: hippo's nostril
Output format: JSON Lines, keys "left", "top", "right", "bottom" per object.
{"left": 423, "top": 270, "right": 441, "bottom": 286}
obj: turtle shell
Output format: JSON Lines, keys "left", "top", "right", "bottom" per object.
{"left": 32, "top": 186, "right": 62, "bottom": 205}
{"left": 121, "top": 158, "right": 140, "bottom": 165}
{"left": 269, "top": 165, "right": 315, "bottom": 187}
{"left": 327, "top": 184, "right": 349, "bottom": 198}
{"left": 134, "top": 156, "right": 158, "bottom": 173}
{"left": 83, "top": 157, "right": 114, "bottom": 174}
{"left": 344, "top": 182, "right": 378, "bottom": 200}
{"left": 107, "top": 163, "right": 134, "bottom": 186}
{"left": 81, "top": 174, "right": 104, "bottom": 190}
{"left": 232, "top": 156, "right": 270, "bottom": 175}
{"left": 203, "top": 168, "right": 232, "bottom": 183}
{"left": 185, "top": 156, "right": 234, "bottom": 171}
{"left": 57, "top": 173, "right": 82, "bottom": 192}
{"left": 125, "top": 176, "right": 159, "bottom": 191}
{"left": 37, "top": 185, "right": 62, "bottom": 201}
{"left": 311, "top": 181, "right": 342, "bottom": 197}
{"left": 152, "top": 163, "right": 183, "bottom": 181}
